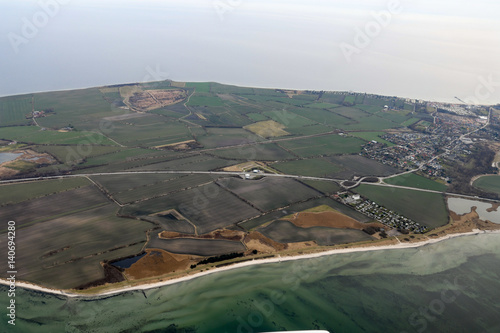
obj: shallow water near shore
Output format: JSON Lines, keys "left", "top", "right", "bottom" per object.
{"left": 2, "top": 233, "right": 500, "bottom": 333}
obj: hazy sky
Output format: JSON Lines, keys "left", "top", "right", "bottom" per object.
{"left": 1, "top": 0, "right": 499, "bottom": 103}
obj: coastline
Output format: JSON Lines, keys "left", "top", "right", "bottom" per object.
{"left": 2, "top": 229, "right": 499, "bottom": 298}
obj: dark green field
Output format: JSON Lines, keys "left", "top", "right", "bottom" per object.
{"left": 384, "top": 173, "right": 448, "bottom": 192}
{"left": 327, "top": 155, "right": 399, "bottom": 178}
{"left": 354, "top": 184, "right": 448, "bottom": 228}
{"left": 272, "top": 158, "right": 343, "bottom": 177}
{"left": 473, "top": 175, "right": 500, "bottom": 195}
{"left": 279, "top": 134, "right": 364, "bottom": 157}
{"left": 0, "top": 177, "right": 90, "bottom": 205}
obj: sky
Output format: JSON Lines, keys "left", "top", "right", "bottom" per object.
{"left": 1, "top": 0, "right": 499, "bottom": 104}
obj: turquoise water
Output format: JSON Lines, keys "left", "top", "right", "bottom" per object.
{"left": 2, "top": 233, "right": 500, "bottom": 333}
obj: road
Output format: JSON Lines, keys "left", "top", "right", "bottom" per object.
{"left": 0, "top": 170, "right": 344, "bottom": 185}
{"left": 2, "top": 169, "right": 499, "bottom": 204}
{"left": 382, "top": 108, "right": 492, "bottom": 181}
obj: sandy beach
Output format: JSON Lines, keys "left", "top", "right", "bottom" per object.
{"left": 2, "top": 229, "right": 499, "bottom": 298}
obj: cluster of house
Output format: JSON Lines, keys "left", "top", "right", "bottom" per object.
{"left": 341, "top": 194, "right": 428, "bottom": 233}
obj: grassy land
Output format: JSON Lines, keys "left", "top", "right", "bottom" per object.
{"left": 350, "top": 132, "right": 395, "bottom": 146}
{"left": 186, "top": 94, "right": 224, "bottom": 107}
{"left": 0, "top": 95, "right": 33, "bottom": 126}
{"left": 279, "top": 134, "right": 364, "bottom": 157}
{"left": 0, "top": 178, "right": 90, "bottom": 205}
{"left": 473, "top": 175, "right": 500, "bottom": 195}
{"left": 354, "top": 184, "right": 448, "bottom": 229}
{"left": 0, "top": 126, "right": 117, "bottom": 145}
{"left": 186, "top": 82, "right": 211, "bottom": 93}
{"left": 220, "top": 177, "right": 320, "bottom": 212}
{"left": 243, "top": 120, "right": 290, "bottom": 138}
{"left": 34, "top": 88, "right": 113, "bottom": 130}
{"left": 384, "top": 173, "right": 448, "bottom": 192}
{"left": 246, "top": 113, "right": 268, "bottom": 122}
{"left": 272, "top": 158, "right": 343, "bottom": 177}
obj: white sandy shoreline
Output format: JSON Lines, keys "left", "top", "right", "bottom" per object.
{"left": 2, "top": 229, "right": 499, "bottom": 298}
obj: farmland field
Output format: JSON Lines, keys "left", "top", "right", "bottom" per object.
{"left": 197, "top": 127, "right": 263, "bottom": 148}
{"left": 209, "top": 143, "right": 294, "bottom": 161}
{"left": 243, "top": 120, "right": 290, "bottom": 138}
{"left": 0, "top": 95, "right": 33, "bottom": 126}
{"left": 120, "top": 182, "right": 261, "bottom": 234}
{"left": 354, "top": 184, "right": 448, "bottom": 228}
{"left": 147, "top": 237, "right": 245, "bottom": 256}
{"left": 384, "top": 173, "right": 448, "bottom": 192}
{"left": 327, "top": 155, "right": 399, "bottom": 178}
{"left": 272, "top": 158, "right": 343, "bottom": 177}
{"left": 0, "top": 204, "right": 151, "bottom": 288}
{"left": 34, "top": 88, "right": 113, "bottom": 130}
{"left": 0, "top": 178, "right": 90, "bottom": 205}
{"left": 279, "top": 134, "right": 364, "bottom": 157}
{"left": 0, "top": 126, "right": 117, "bottom": 145}
{"left": 0, "top": 185, "right": 108, "bottom": 230}
{"left": 219, "top": 177, "right": 320, "bottom": 212}
{"left": 299, "top": 179, "right": 341, "bottom": 194}
{"left": 0, "top": 80, "right": 480, "bottom": 290}
{"left": 350, "top": 132, "right": 395, "bottom": 146}
{"left": 473, "top": 175, "right": 500, "bottom": 195}
{"left": 112, "top": 174, "right": 215, "bottom": 204}
{"left": 258, "top": 220, "right": 372, "bottom": 245}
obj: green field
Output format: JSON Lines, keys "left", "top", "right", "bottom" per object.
{"left": 384, "top": 173, "right": 448, "bottom": 192}
{"left": 34, "top": 88, "right": 113, "bottom": 130}
{"left": 0, "top": 95, "right": 33, "bottom": 126}
{"left": 186, "top": 94, "right": 224, "bottom": 107}
{"left": 272, "top": 158, "right": 343, "bottom": 177}
{"left": 0, "top": 178, "right": 90, "bottom": 205}
{"left": 473, "top": 175, "right": 500, "bottom": 195}
{"left": 279, "top": 134, "right": 364, "bottom": 157}
{"left": 354, "top": 184, "right": 448, "bottom": 228}
{"left": 0, "top": 126, "right": 117, "bottom": 145}
{"left": 350, "top": 132, "right": 395, "bottom": 146}
{"left": 210, "top": 143, "right": 295, "bottom": 161}
{"left": 246, "top": 112, "right": 269, "bottom": 122}
{"left": 186, "top": 82, "right": 211, "bottom": 93}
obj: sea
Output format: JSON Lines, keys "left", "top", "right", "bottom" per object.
{"left": 2, "top": 232, "right": 500, "bottom": 333}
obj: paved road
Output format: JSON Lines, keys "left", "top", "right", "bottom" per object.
{"left": 0, "top": 170, "right": 344, "bottom": 185}
{"left": 2, "top": 169, "right": 499, "bottom": 203}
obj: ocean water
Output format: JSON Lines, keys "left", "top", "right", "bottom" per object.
{"left": 2, "top": 233, "right": 500, "bottom": 333}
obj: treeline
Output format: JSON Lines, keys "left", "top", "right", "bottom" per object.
{"left": 192, "top": 252, "right": 244, "bottom": 268}
{"left": 446, "top": 144, "right": 498, "bottom": 198}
